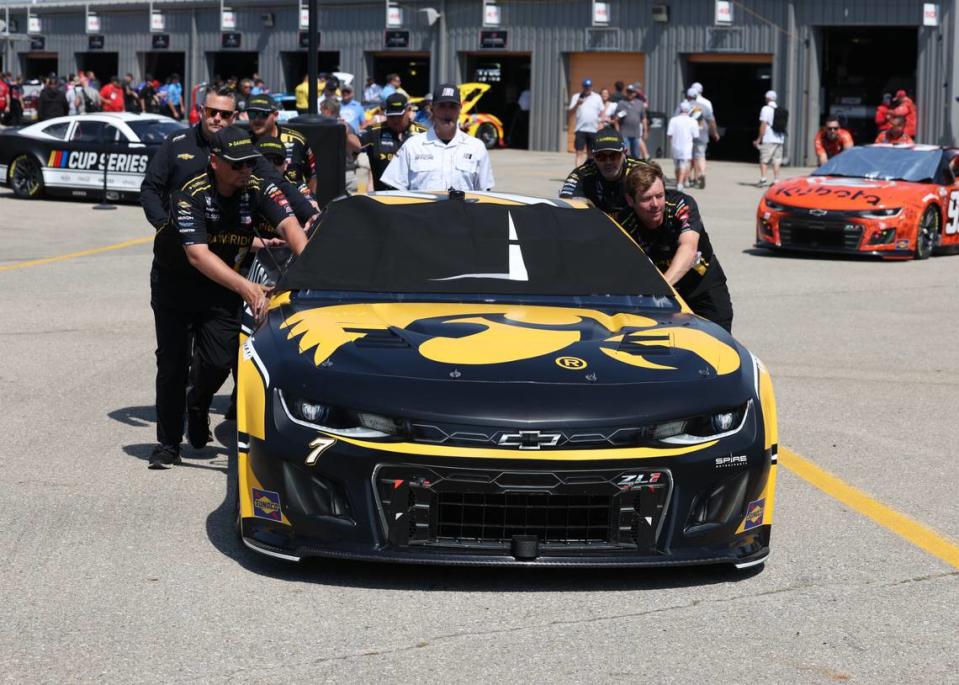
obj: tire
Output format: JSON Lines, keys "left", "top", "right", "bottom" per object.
{"left": 9, "top": 154, "right": 44, "bottom": 199}
{"left": 915, "top": 205, "right": 939, "bottom": 260}
{"left": 476, "top": 122, "right": 499, "bottom": 149}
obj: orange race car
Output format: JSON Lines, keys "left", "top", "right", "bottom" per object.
{"left": 756, "top": 144, "right": 959, "bottom": 259}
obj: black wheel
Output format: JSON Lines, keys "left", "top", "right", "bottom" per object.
{"left": 915, "top": 206, "right": 939, "bottom": 260}
{"left": 476, "top": 122, "right": 499, "bottom": 149}
{"left": 9, "top": 154, "right": 44, "bottom": 199}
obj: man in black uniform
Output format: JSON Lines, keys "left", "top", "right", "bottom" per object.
{"left": 140, "top": 87, "right": 316, "bottom": 232}
{"left": 149, "top": 127, "right": 308, "bottom": 469}
{"left": 246, "top": 94, "right": 318, "bottom": 196}
{"left": 624, "top": 161, "right": 733, "bottom": 332}
{"left": 360, "top": 93, "right": 426, "bottom": 191}
{"left": 559, "top": 127, "right": 648, "bottom": 233}
{"left": 254, "top": 136, "right": 318, "bottom": 238}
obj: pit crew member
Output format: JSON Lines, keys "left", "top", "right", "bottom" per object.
{"left": 360, "top": 93, "right": 427, "bottom": 191}
{"left": 814, "top": 116, "right": 854, "bottom": 164}
{"left": 245, "top": 93, "right": 318, "bottom": 196}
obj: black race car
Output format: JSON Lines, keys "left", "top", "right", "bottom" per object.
{"left": 0, "top": 112, "right": 185, "bottom": 201}
{"left": 236, "top": 191, "right": 779, "bottom": 569}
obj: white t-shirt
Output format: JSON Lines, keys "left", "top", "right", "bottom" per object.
{"left": 568, "top": 92, "right": 604, "bottom": 133}
{"left": 380, "top": 126, "right": 495, "bottom": 192}
{"left": 667, "top": 114, "right": 699, "bottom": 160}
{"left": 760, "top": 103, "right": 785, "bottom": 144}
{"left": 694, "top": 96, "right": 714, "bottom": 143}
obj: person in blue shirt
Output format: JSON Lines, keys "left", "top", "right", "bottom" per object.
{"left": 165, "top": 73, "right": 183, "bottom": 120}
{"left": 339, "top": 84, "right": 366, "bottom": 134}
{"left": 380, "top": 73, "right": 401, "bottom": 100}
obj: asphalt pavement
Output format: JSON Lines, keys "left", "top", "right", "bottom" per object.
{"left": 0, "top": 151, "right": 957, "bottom": 684}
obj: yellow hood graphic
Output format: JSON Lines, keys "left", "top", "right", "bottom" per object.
{"left": 278, "top": 303, "right": 740, "bottom": 376}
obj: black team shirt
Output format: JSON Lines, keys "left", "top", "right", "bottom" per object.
{"left": 559, "top": 156, "right": 648, "bottom": 233}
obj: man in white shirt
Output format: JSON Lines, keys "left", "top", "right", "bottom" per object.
{"left": 667, "top": 101, "right": 700, "bottom": 191}
{"left": 381, "top": 83, "right": 495, "bottom": 192}
{"left": 754, "top": 90, "right": 785, "bottom": 186}
{"left": 568, "top": 78, "right": 604, "bottom": 167}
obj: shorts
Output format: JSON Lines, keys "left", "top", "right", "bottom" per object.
{"left": 574, "top": 130, "right": 596, "bottom": 152}
{"left": 673, "top": 158, "right": 690, "bottom": 169}
{"left": 759, "top": 142, "right": 783, "bottom": 165}
{"left": 693, "top": 140, "right": 708, "bottom": 160}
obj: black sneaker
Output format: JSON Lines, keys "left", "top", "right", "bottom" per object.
{"left": 698, "top": 176, "right": 706, "bottom": 189}
{"left": 187, "top": 408, "right": 212, "bottom": 449}
{"left": 149, "top": 444, "right": 181, "bottom": 470}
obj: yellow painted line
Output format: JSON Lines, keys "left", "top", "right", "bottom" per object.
{"left": 0, "top": 236, "right": 153, "bottom": 272}
{"left": 780, "top": 446, "right": 959, "bottom": 570}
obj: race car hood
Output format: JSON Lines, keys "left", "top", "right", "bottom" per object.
{"left": 458, "top": 83, "right": 491, "bottom": 115}
{"left": 256, "top": 299, "right": 752, "bottom": 425}
{"left": 765, "top": 175, "right": 925, "bottom": 211}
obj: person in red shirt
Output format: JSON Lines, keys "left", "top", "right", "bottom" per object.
{"left": 875, "top": 93, "right": 893, "bottom": 133}
{"left": 99, "top": 75, "right": 124, "bottom": 112}
{"left": 894, "top": 89, "right": 917, "bottom": 138}
{"left": 814, "top": 116, "right": 854, "bottom": 165}
{"left": 875, "top": 115, "right": 914, "bottom": 144}
{"left": 0, "top": 74, "right": 9, "bottom": 121}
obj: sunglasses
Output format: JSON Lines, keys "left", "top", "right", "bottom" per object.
{"left": 229, "top": 159, "right": 257, "bottom": 170}
{"left": 247, "top": 110, "right": 273, "bottom": 120}
{"left": 205, "top": 106, "right": 236, "bottom": 120}
{"left": 594, "top": 151, "right": 623, "bottom": 162}
{"left": 826, "top": 126, "right": 839, "bottom": 131}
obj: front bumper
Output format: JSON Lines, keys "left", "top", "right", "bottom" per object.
{"left": 237, "top": 402, "right": 776, "bottom": 568}
{"left": 755, "top": 209, "right": 913, "bottom": 258}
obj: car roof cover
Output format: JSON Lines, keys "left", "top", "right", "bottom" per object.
{"left": 278, "top": 196, "right": 673, "bottom": 297}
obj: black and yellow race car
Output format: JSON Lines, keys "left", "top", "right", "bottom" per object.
{"left": 236, "top": 191, "right": 778, "bottom": 569}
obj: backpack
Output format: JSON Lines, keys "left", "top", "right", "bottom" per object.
{"left": 81, "top": 87, "right": 100, "bottom": 113}
{"left": 772, "top": 107, "right": 788, "bottom": 135}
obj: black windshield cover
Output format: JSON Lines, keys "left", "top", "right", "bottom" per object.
{"left": 812, "top": 147, "right": 942, "bottom": 183}
{"left": 278, "top": 196, "right": 673, "bottom": 297}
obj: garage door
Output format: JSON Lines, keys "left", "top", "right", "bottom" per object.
{"left": 567, "top": 52, "right": 645, "bottom": 152}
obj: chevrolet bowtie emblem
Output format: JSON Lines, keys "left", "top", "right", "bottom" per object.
{"left": 498, "top": 431, "right": 562, "bottom": 450}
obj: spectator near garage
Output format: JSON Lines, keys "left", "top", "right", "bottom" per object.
{"left": 814, "top": 116, "right": 854, "bottom": 164}
{"left": 339, "top": 84, "right": 366, "bottom": 135}
{"left": 613, "top": 83, "right": 649, "bottom": 161}
{"left": 624, "top": 162, "right": 733, "bottom": 332}
{"left": 568, "top": 78, "right": 604, "bottom": 167}
{"left": 754, "top": 90, "right": 785, "bottom": 187}
{"left": 75, "top": 73, "right": 101, "bottom": 114}
{"left": 688, "top": 82, "right": 719, "bottom": 189}
{"left": 122, "top": 74, "right": 140, "bottom": 113}
{"left": 667, "top": 101, "right": 699, "bottom": 191}
{"left": 37, "top": 73, "right": 68, "bottom": 121}
{"left": 99, "top": 76, "right": 125, "bottom": 112}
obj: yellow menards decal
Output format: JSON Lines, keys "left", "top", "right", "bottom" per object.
{"left": 279, "top": 303, "right": 740, "bottom": 374}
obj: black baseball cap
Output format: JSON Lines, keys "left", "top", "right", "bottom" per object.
{"left": 255, "top": 136, "right": 286, "bottom": 162}
{"left": 384, "top": 92, "right": 409, "bottom": 116}
{"left": 211, "top": 126, "right": 261, "bottom": 162}
{"left": 592, "top": 127, "right": 626, "bottom": 153}
{"left": 245, "top": 94, "right": 276, "bottom": 112}
{"left": 432, "top": 83, "right": 461, "bottom": 106}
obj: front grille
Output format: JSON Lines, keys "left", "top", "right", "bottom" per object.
{"left": 374, "top": 464, "right": 672, "bottom": 553}
{"left": 436, "top": 492, "right": 611, "bottom": 544}
{"left": 779, "top": 217, "right": 862, "bottom": 250}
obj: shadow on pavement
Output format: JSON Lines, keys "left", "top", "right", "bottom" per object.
{"left": 742, "top": 246, "right": 893, "bottom": 262}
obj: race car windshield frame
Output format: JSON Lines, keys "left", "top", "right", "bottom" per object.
{"left": 277, "top": 196, "right": 675, "bottom": 298}
{"left": 812, "top": 146, "right": 943, "bottom": 184}
{"left": 290, "top": 289, "right": 681, "bottom": 311}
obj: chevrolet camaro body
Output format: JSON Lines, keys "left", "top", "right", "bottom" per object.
{"left": 756, "top": 145, "right": 959, "bottom": 259}
{"left": 237, "top": 192, "right": 778, "bottom": 568}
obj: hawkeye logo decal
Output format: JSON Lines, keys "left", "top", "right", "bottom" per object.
{"left": 252, "top": 488, "right": 282, "bottom": 521}
{"left": 555, "top": 356, "right": 587, "bottom": 370}
{"left": 47, "top": 150, "right": 149, "bottom": 174}
{"left": 280, "top": 304, "right": 741, "bottom": 374}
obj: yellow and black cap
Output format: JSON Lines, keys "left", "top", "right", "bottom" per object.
{"left": 592, "top": 127, "right": 626, "bottom": 153}
{"left": 256, "top": 136, "right": 286, "bottom": 163}
{"left": 384, "top": 92, "right": 409, "bottom": 116}
{"left": 245, "top": 94, "right": 276, "bottom": 112}
{"left": 211, "top": 126, "right": 261, "bottom": 162}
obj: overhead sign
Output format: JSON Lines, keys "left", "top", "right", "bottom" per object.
{"left": 298, "top": 31, "right": 321, "bottom": 49}
{"left": 384, "top": 29, "right": 409, "bottom": 48}
{"left": 150, "top": 11, "right": 165, "bottom": 32}
{"left": 30, "top": 35, "right": 45, "bottom": 51}
{"left": 152, "top": 33, "right": 170, "bottom": 49}
{"left": 88, "top": 35, "right": 104, "bottom": 50}
{"left": 386, "top": 2, "right": 402, "bottom": 28}
{"left": 221, "top": 31, "right": 242, "bottom": 49}
{"left": 86, "top": 13, "right": 101, "bottom": 34}
{"left": 715, "top": 0, "right": 733, "bottom": 25}
{"left": 923, "top": 3, "right": 939, "bottom": 26}
{"left": 299, "top": 7, "right": 309, "bottom": 31}
{"left": 28, "top": 16, "right": 41, "bottom": 34}
{"left": 221, "top": 8, "right": 236, "bottom": 31}
{"left": 483, "top": 1, "right": 501, "bottom": 27}
{"left": 480, "top": 30, "right": 507, "bottom": 49}
{"left": 592, "top": 1, "right": 610, "bottom": 26}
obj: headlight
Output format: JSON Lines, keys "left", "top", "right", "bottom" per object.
{"left": 279, "top": 390, "right": 404, "bottom": 438}
{"left": 763, "top": 198, "right": 788, "bottom": 211}
{"left": 653, "top": 402, "right": 750, "bottom": 445}
{"left": 857, "top": 208, "right": 901, "bottom": 218}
